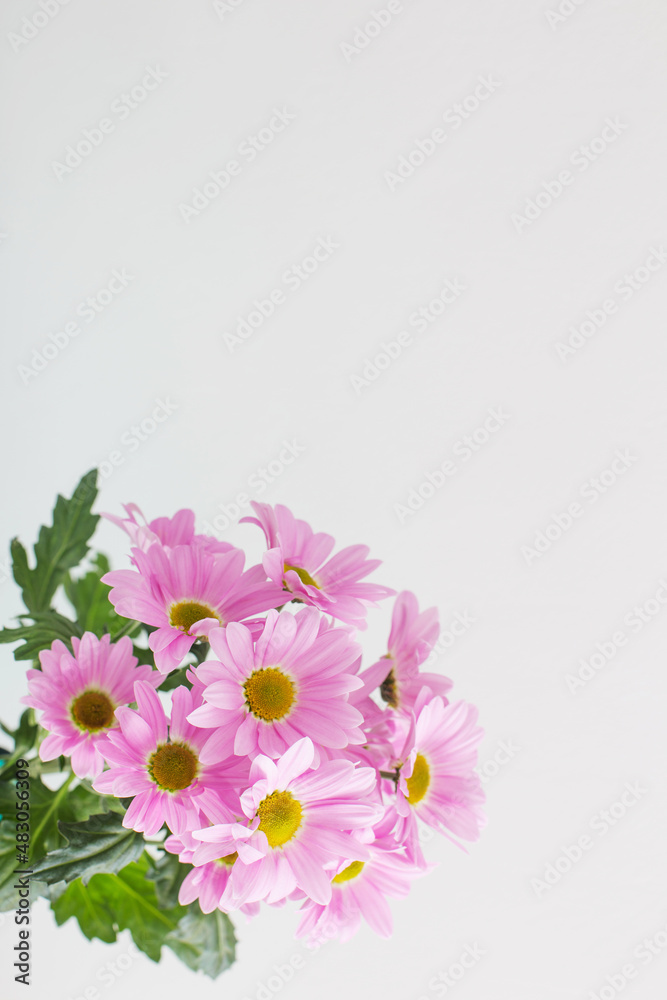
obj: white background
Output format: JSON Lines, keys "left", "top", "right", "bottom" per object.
{"left": 1, "top": 0, "right": 667, "bottom": 998}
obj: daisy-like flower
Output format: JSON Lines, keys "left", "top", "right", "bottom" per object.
{"left": 295, "top": 840, "right": 424, "bottom": 944}
{"left": 190, "top": 738, "right": 380, "bottom": 909}
{"left": 240, "top": 502, "right": 394, "bottom": 629}
{"left": 390, "top": 690, "right": 486, "bottom": 862}
{"left": 187, "top": 608, "right": 366, "bottom": 763}
{"left": 93, "top": 681, "right": 248, "bottom": 836}
{"left": 102, "top": 542, "right": 285, "bottom": 674}
{"left": 22, "top": 633, "right": 157, "bottom": 780}
{"left": 164, "top": 828, "right": 260, "bottom": 918}
{"left": 364, "top": 591, "right": 452, "bottom": 714}
{"left": 103, "top": 503, "right": 232, "bottom": 555}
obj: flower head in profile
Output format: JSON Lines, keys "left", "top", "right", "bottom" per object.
{"left": 189, "top": 738, "right": 380, "bottom": 910}
{"left": 295, "top": 837, "right": 424, "bottom": 945}
{"left": 363, "top": 591, "right": 452, "bottom": 714}
{"left": 390, "top": 691, "right": 486, "bottom": 863}
{"left": 23, "top": 633, "right": 157, "bottom": 780}
{"left": 240, "top": 502, "right": 394, "bottom": 629}
{"left": 102, "top": 543, "right": 284, "bottom": 673}
{"left": 93, "top": 681, "right": 248, "bottom": 836}
{"left": 164, "top": 828, "right": 260, "bottom": 918}
{"left": 103, "top": 503, "right": 232, "bottom": 556}
{"left": 187, "top": 608, "right": 365, "bottom": 763}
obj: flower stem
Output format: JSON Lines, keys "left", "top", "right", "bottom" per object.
{"left": 31, "top": 770, "right": 76, "bottom": 850}
{"left": 379, "top": 769, "right": 399, "bottom": 783}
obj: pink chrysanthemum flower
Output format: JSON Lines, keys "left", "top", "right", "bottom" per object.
{"left": 364, "top": 591, "right": 452, "bottom": 714}
{"left": 93, "top": 681, "right": 248, "bottom": 836}
{"left": 240, "top": 502, "right": 394, "bottom": 629}
{"left": 22, "top": 633, "right": 157, "bottom": 780}
{"left": 187, "top": 608, "right": 366, "bottom": 763}
{"left": 102, "top": 543, "right": 284, "bottom": 674}
{"left": 390, "top": 691, "right": 486, "bottom": 862}
{"left": 295, "top": 841, "right": 424, "bottom": 944}
{"left": 103, "top": 503, "right": 233, "bottom": 555}
{"left": 190, "top": 738, "right": 380, "bottom": 909}
{"left": 164, "top": 828, "right": 260, "bottom": 918}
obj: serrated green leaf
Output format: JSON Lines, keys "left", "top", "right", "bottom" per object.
{"left": 166, "top": 908, "right": 236, "bottom": 979}
{"left": 0, "top": 610, "right": 82, "bottom": 662}
{"left": 52, "top": 853, "right": 187, "bottom": 962}
{"left": 0, "top": 778, "right": 114, "bottom": 910}
{"left": 64, "top": 553, "right": 125, "bottom": 638}
{"left": 11, "top": 469, "right": 99, "bottom": 615}
{"left": 9, "top": 540, "right": 38, "bottom": 616}
{"left": 32, "top": 811, "right": 143, "bottom": 886}
{"left": 52, "top": 877, "right": 117, "bottom": 943}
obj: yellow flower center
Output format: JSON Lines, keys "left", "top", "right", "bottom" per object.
{"left": 257, "top": 790, "right": 302, "bottom": 848}
{"left": 149, "top": 742, "right": 198, "bottom": 791}
{"left": 169, "top": 600, "right": 220, "bottom": 634}
{"left": 70, "top": 690, "right": 115, "bottom": 732}
{"left": 284, "top": 563, "right": 320, "bottom": 589}
{"left": 406, "top": 753, "right": 430, "bottom": 805}
{"left": 215, "top": 852, "right": 238, "bottom": 867}
{"left": 332, "top": 860, "right": 365, "bottom": 884}
{"left": 244, "top": 667, "right": 295, "bottom": 722}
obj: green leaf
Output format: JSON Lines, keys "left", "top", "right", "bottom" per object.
{"left": 0, "top": 710, "right": 39, "bottom": 779}
{"left": 111, "top": 618, "right": 142, "bottom": 641}
{"left": 0, "top": 778, "right": 113, "bottom": 910}
{"left": 11, "top": 469, "right": 99, "bottom": 615}
{"left": 166, "top": 908, "right": 236, "bottom": 979}
{"left": 8, "top": 540, "right": 37, "bottom": 616}
{"left": 131, "top": 642, "right": 156, "bottom": 667}
{"left": 52, "top": 853, "right": 187, "bottom": 962}
{"left": 146, "top": 849, "right": 191, "bottom": 910}
{"left": 156, "top": 665, "right": 191, "bottom": 691}
{"left": 0, "top": 610, "right": 82, "bottom": 662}
{"left": 0, "top": 709, "right": 38, "bottom": 759}
{"left": 52, "top": 877, "right": 117, "bottom": 943}
{"left": 64, "top": 553, "right": 124, "bottom": 638}
{"left": 31, "top": 812, "right": 143, "bottom": 886}
{"left": 0, "top": 821, "right": 24, "bottom": 910}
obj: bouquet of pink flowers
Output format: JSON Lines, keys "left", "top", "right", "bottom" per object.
{"left": 0, "top": 471, "right": 485, "bottom": 978}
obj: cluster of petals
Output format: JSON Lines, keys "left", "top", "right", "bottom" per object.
{"left": 241, "top": 502, "right": 395, "bottom": 629}
{"left": 25, "top": 500, "right": 486, "bottom": 945}
{"left": 93, "top": 681, "right": 249, "bottom": 835}
{"left": 23, "top": 632, "right": 157, "bottom": 780}
{"left": 295, "top": 837, "right": 426, "bottom": 945}
{"left": 187, "top": 607, "right": 366, "bottom": 764}
{"left": 102, "top": 542, "right": 285, "bottom": 674}
{"left": 102, "top": 503, "right": 233, "bottom": 556}
{"left": 183, "top": 738, "right": 380, "bottom": 909}
{"left": 389, "top": 688, "right": 487, "bottom": 865}
{"left": 362, "top": 590, "right": 453, "bottom": 714}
